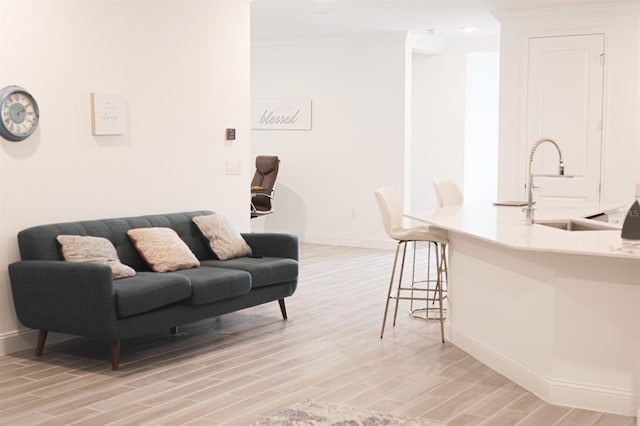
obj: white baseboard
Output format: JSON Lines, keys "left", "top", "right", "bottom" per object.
{"left": 449, "top": 324, "right": 638, "bottom": 417}
{"left": 547, "top": 377, "right": 638, "bottom": 418}
{"left": 0, "top": 328, "right": 70, "bottom": 357}
{"left": 301, "top": 233, "right": 395, "bottom": 250}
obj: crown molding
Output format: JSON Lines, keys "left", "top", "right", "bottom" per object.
{"left": 252, "top": 31, "right": 408, "bottom": 47}
{"left": 492, "top": 1, "right": 640, "bottom": 21}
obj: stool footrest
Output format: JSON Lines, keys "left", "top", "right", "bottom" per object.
{"left": 410, "top": 307, "right": 448, "bottom": 320}
{"left": 380, "top": 239, "right": 449, "bottom": 343}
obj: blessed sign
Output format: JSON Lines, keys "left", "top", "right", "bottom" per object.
{"left": 251, "top": 99, "right": 312, "bottom": 130}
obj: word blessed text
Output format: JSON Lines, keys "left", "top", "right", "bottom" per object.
{"left": 260, "top": 108, "right": 300, "bottom": 125}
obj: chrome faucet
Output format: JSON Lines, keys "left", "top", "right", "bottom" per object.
{"left": 524, "top": 138, "right": 565, "bottom": 225}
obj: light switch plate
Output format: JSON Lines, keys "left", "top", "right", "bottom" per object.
{"left": 225, "top": 160, "right": 242, "bottom": 175}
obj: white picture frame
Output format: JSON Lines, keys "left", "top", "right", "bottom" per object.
{"left": 251, "top": 98, "right": 312, "bottom": 130}
{"left": 90, "top": 92, "right": 126, "bottom": 136}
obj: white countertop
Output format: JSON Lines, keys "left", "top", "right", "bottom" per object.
{"left": 406, "top": 201, "right": 640, "bottom": 259}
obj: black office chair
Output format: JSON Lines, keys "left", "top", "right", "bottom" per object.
{"left": 251, "top": 155, "right": 280, "bottom": 218}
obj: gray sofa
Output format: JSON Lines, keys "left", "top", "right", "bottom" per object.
{"left": 8, "top": 211, "right": 298, "bottom": 370}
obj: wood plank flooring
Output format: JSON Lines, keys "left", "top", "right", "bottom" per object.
{"left": 0, "top": 243, "right": 635, "bottom": 425}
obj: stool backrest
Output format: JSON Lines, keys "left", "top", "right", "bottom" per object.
{"left": 374, "top": 188, "right": 403, "bottom": 239}
{"left": 433, "top": 179, "right": 463, "bottom": 207}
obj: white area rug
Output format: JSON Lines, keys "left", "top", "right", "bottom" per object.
{"left": 253, "top": 399, "right": 445, "bottom": 425}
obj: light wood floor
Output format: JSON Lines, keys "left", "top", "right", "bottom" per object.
{"left": 0, "top": 244, "right": 636, "bottom": 425}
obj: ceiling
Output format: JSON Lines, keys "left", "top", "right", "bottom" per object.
{"left": 251, "top": 0, "right": 636, "bottom": 41}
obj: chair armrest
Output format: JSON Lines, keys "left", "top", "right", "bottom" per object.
{"left": 251, "top": 193, "right": 274, "bottom": 200}
{"left": 8, "top": 261, "right": 120, "bottom": 339}
{"left": 241, "top": 233, "right": 299, "bottom": 261}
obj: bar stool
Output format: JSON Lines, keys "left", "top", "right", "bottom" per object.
{"left": 374, "top": 188, "right": 448, "bottom": 342}
{"left": 432, "top": 179, "right": 463, "bottom": 208}
{"left": 432, "top": 179, "right": 462, "bottom": 288}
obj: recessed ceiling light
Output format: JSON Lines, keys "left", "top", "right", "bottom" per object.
{"left": 460, "top": 25, "right": 477, "bottom": 33}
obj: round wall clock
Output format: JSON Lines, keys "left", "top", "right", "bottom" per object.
{"left": 0, "top": 85, "right": 40, "bottom": 142}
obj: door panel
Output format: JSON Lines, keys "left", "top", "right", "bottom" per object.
{"left": 526, "top": 34, "right": 604, "bottom": 203}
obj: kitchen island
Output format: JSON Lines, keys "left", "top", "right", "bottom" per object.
{"left": 407, "top": 202, "right": 639, "bottom": 419}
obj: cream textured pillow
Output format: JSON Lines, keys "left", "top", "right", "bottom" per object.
{"left": 127, "top": 227, "right": 200, "bottom": 272}
{"left": 193, "top": 214, "right": 252, "bottom": 260}
{"left": 56, "top": 235, "right": 136, "bottom": 279}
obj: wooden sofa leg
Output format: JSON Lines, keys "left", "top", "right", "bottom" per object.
{"left": 278, "top": 298, "right": 287, "bottom": 320}
{"left": 35, "top": 330, "right": 48, "bottom": 357}
{"left": 111, "top": 341, "right": 120, "bottom": 371}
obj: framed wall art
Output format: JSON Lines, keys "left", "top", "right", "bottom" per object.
{"left": 90, "top": 92, "right": 126, "bottom": 136}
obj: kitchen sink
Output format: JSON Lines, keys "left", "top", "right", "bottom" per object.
{"left": 535, "top": 219, "right": 619, "bottom": 231}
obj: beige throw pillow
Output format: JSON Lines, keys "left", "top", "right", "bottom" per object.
{"left": 127, "top": 227, "right": 200, "bottom": 272}
{"left": 193, "top": 214, "right": 252, "bottom": 260}
{"left": 56, "top": 235, "right": 136, "bottom": 279}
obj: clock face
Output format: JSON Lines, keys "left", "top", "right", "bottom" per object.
{"left": 0, "top": 86, "right": 39, "bottom": 142}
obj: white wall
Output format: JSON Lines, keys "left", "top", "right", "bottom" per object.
{"left": 495, "top": 4, "right": 640, "bottom": 204}
{"left": 0, "top": 0, "right": 251, "bottom": 353}
{"left": 410, "top": 50, "right": 467, "bottom": 213}
{"left": 410, "top": 40, "right": 500, "bottom": 214}
{"left": 464, "top": 51, "right": 500, "bottom": 204}
{"left": 251, "top": 33, "right": 499, "bottom": 246}
{"left": 251, "top": 33, "right": 408, "bottom": 248}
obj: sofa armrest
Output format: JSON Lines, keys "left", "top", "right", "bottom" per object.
{"left": 8, "top": 261, "right": 120, "bottom": 339}
{"left": 241, "top": 233, "right": 299, "bottom": 261}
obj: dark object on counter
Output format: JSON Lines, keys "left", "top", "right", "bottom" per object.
{"left": 621, "top": 200, "right": 640, "bottom": 240}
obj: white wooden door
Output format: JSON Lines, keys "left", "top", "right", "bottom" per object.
{"left": 526, "top": 34, "right": 604, "bottom": 203}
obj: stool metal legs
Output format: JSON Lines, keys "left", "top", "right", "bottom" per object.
{"left": 380, "top": 240, "right": 447, "bottom": 342}
{"left": 380, "top": 241, "right": 404, "bottom": 338}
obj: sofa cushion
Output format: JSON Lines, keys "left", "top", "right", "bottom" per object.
{"left": 56, "top": 235, "right": 136, "bottom": 279}
{"left": 200, "top": 257, "right": 298, "bottom": 288}
{"left": 192, "top": 214, "right": 252, "bottom": 260}
{"left": 113, "top": 272, "right": 191, "bottom": 318}
{"left": 127, "top": 227, "right": 200, "bottom": 272}
{"left": 170, "top": 267, "right": 251, "bottom": 306}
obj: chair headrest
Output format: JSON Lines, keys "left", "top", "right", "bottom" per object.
{"left": 256, "top": 155, "right": 279, "bottom": 175}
